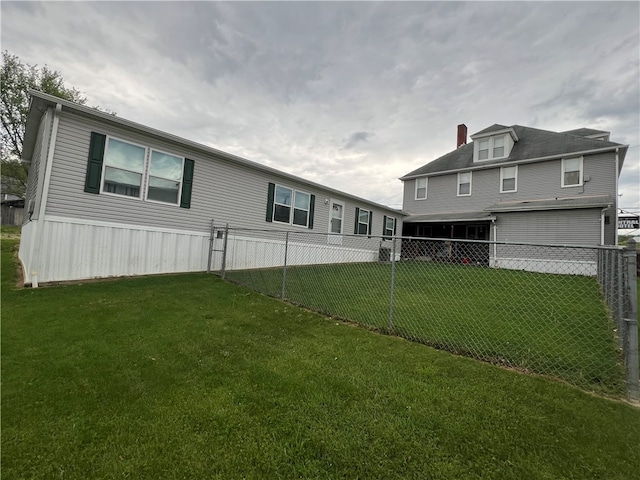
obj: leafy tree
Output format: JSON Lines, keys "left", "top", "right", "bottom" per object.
{"left": 0, "top": 159, "right": 27, "bottom": 199}
{"left": 1, "top": 51, "right": 89, "bottom": 198}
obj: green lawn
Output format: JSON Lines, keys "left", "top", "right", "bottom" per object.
{"left": 2, "top": 238, "right": 640, "bottom": 479}
{"left": 227, "top": 261, "right": 625, "bottom": 395}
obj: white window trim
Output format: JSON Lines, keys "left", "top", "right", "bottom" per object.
{"left": 100, "top": 136, "right": 186, "bottom": 207}
{"left": 273, "top": 184, "right": 312, "bottom": 228}
{"left": 457, "top": 172, "right": 472, "bottom": 197}
{"left": 328, "top": 199, "right": 345, "bottom": 235}
{"left": 561, "top": 156, "right": 584, "bottom": 188}
{"left": 415, "top": 177, "right": 428, "bottom": 200}
{"left": 100, "top": 136, "right": 148, "bottom": 201}
{"left": 357, "top": 208, "right": 371, "bottom": 235}
{"left": 474, "top": 134, "right": 508, "bottom": 162}
{"left": 292, "top": 191, "right": 311, "bottom": 228}
{"left": 500, "top": 165, "right": 518, "bottom": 193}
{"left": 384, "top": 216, "right": 396, "bottom": 238}
{"left": 478, "top": 139, "right": 490, "bottom": 161}
{"left": 145, "top": 148, "right": 185, "bottom": 207}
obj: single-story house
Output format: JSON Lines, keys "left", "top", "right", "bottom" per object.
{"left": 19, "top": 90, "right": 404, "bottom": 286}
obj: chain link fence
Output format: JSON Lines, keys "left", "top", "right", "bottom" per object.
{"left": 208, "top": 225, "right": 639, "bottom": 401}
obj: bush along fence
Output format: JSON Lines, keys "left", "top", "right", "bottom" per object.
{"left": 207, "top": 224, "right": 639, "bottom": 402}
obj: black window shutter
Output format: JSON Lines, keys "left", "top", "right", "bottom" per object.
{"left": 308, "top": 195, "right": 315, "bottom": 229}
{"left": 393, "top": 218, "right": 397, "bottom": 236}
{"left": 354, "top": 207, "right": 360, "bottom": 234}
{"left": 84, "top": 132, "right": 106, "bottom": 193}
{"left": 266, "top": 183, "right": 275, "bottom": 222}
{"left": 368, "top": 212, "right": 373, "bottom": 238}
{"left": 383, "top": 215, "right": 388, "bottom": 235}
{"left": 180, "top": 159, "right": 195, "bottom": 209}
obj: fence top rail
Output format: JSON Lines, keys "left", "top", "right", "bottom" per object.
{"left": 219, "top": 225, "right": 626, "bottom": 252}
{"left": 396, "top": 236, "right": 626, "bottom": 251}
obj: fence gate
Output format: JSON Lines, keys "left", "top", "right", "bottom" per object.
{"left": 206, "top": 220, "right": 229, "bottom": 275}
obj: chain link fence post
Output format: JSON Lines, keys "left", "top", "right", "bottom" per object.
{"left": 597, "top": 248, "right": 603, "bottom": 288}
{"left": 624, "top": 239, "right": 638, "bottom": 402}
{"left": 616, "top": 250, "right": 624, "bottom": 344}
{"left": 388, "top": 237, "right": 397, "bottom": 331}
{"left": 281, "top": 231, "right": 289, "bottom": 300}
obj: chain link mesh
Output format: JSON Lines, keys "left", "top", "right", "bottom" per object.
{"left": 213, "top": 227, "right": 635, "bottom": 397}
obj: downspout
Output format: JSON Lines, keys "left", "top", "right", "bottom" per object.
{"left": 492, "top": 218, "right": 497, "bottom": 267}
{"left": 600, "top": 207, "right": 607, "bottom": 246}
{"left": 30, "top": 103, "right": 62, "bottom": 287}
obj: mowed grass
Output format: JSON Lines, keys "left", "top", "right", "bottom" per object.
{"left": 227, "top": 261, "right": 625, "bottom": 394}
{"left": 2, "top": 238, "right": 640, "bottom": 479}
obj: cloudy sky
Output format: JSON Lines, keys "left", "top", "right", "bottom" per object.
{"left": 2, "top": 1, "right": 639, "bottom": 217}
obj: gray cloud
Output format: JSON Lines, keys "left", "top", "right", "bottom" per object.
{"left": 1, "top": 1, "right": 638, "bottom": 210}
{"left": 342, "top": 132, "right": 374, "bottom": 150}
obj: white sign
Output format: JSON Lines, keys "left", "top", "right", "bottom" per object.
{"left": 618, "top": 216, "right": 639, "bottom": 229}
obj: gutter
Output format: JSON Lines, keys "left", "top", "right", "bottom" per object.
{"left": 601, "top": 207, "right": 607, "bottom": 246}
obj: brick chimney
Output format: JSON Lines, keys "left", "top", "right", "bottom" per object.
{"left": 457, "top": 124, "right": 467, "bottom": 148}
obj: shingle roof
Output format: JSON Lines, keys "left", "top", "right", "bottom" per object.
{"left": 471, "top": 124, "right": 510, "bottom": 136}
{"left": 401, "top": 125, "right": 626, "bottom": 180}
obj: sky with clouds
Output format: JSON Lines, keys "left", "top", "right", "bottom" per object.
{"left": 2, "top": 1, "right": 639, "bottom": 217}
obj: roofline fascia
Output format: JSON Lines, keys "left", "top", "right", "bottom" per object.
{"left": 399, "top": 144, "right": 629, "bottom": 181}
{"left": 27, "top": 90, "right": 404, "bottom": 215}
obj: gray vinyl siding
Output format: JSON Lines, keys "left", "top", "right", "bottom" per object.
{"left": 44, "top": 110, "right": 401, "bottom": 236}
{"left": 23, "top": 108, "right": 53, "bottom": 222}
{"left": 603, "top": 206, "right": 616, "bottom": 245}
{"left": 403, "top": 152, "right": 618, "bottom": 214}
{"left": 495, "top": 209, "right": 601, "bottom": 246}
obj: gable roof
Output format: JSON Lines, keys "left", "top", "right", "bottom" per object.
{"left": 401, "top": 124, "right": 628, "bottom": 180}
{"left": 471, "top": 124, "right": 510, "bottom": 136}
{"left": 24, "top": 90, "right": 404, "bottom": 215}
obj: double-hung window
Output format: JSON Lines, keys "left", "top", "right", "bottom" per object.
{"left": 457, "top": 172, "right": 472, "bottom": 196}
{"left": 475, "top": 135, "right": 508, "bottom": 162}
{"left": 478, "top": 139, "right": 490, "bottom": 160}
{"left": 562, "top": 157, "right": 583, "bottom": 187}
{"left": 275, "top": 186, "right": 310, "bottom": 226}
{"left": 87, "top": 133, "right": 194, "bottom": 208}
{"left": 147, "top": 150, "right": 184, "bottom": 204}
{"left": 415, "top": 177, "right": 427, "bottom": 200}
{"left": 493, "top": 136, "right": 505, "bottom": 158}
{"left": 267, "top": 183, "right": 315, "bottom": 227}
{"left": 102, "top": 138, "right": 146, "bottom": 198}
{"left": 355, "top": 207, "right": 372, "bottom": 235}
{"left": 383, "top": 215, "right": 396, "bottom": 239}
{"left": 500, "top": 165, "right": 517, "bottom": 193}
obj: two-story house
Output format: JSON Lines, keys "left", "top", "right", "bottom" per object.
{"left": 400, "top": 124, "right": 628, "bottom": 272}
